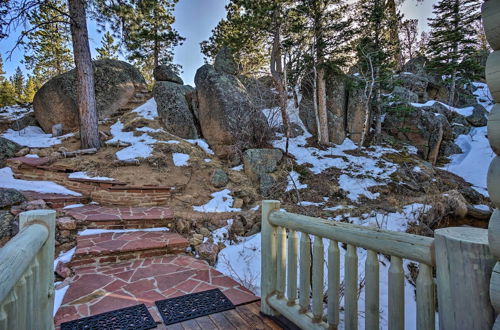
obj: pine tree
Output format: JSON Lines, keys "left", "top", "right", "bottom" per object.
{"left": 0, "top": 55, "right": 5, "bottom": 82}
{"left": 356, "top": 0, "right": 396, "bottom": 143}
{"left": 23, "top": 0, "right": 73, "bottom": 85}
{"left": 98, "top": 0, "right": 184, "bottom": 81}
{"left": 0, "top": 81, "right": 17, "bottom": 107}
{"left": 200, "top": 1, "right": 270, "bottom": 74}
{"left": 10, "top": 67, "right": 25, "bottom": 102}
{"left": 426, "top": 0, "right": 482, "bottom": 105}
{"left": 96, "top": 31, "right": 120, "bottom": 60}
{"left": 22, "top": 76, "right": 37, "bottom": 103}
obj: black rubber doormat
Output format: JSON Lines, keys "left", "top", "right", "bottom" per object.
{"left": 60, "top": 304, "right": 156, "bottom": 330}
{"left": 155, "top": 288, "right": 235, "bottom": 325}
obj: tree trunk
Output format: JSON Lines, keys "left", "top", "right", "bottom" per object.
{"left": 270, "top": 27, "right": 290, "bottom": 154}
{"left": 317, "top": 67, "right": 329, "bottom": 144}
{"left": 68, "top": 0, "right": 100, "bottom": 149}
{"left": 449, "top": 70, "right": 457, "bottom": 107}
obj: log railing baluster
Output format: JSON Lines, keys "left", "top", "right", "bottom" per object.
{"left": 389, "top": 256, "right": 404, "bottom": 330}
{"left": 365, "top": 250, "right": 379, "bottom": 330}
{"left": 416, "top": 263, "right": 435, "bottom": 330}
{"left": 345, "top": 244, "right": 358, "bottom": 330}
{"left": 299, "top": 232, "right": 311, "bottom": 313}
{"left": 327, "top": 240, "right": 340, "bottom": 328}
{"left": 277, "top": 226, "right": 287, "bottom": 299}
{"left": 287, "top": 230, "right": 298, "bottom": 305}
{"left": 312, "top": 236, "right": 324, "bottom": 322}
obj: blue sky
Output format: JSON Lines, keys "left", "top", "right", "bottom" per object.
{"left": 1, "top": 0, "right": 435, "bottom": 86}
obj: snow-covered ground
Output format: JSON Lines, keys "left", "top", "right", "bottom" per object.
{"left": 172, "top": 153, "right": 190, "bottom": 166}
{"left": 2, "top": 126, "right": 73, "bottom": 148}
{"left": 0, "top": 167, "right": 81, "bottom": 195}
{"left": 192, "top": 189, "right": 241, "bottom": 213}
{"left": 440, "top": 82, "right": 495, "bottom": 196}
{"left": 68, "top": 172, "right": 115, "bottom": 181}
{"left": 0, "top": 105, "right": 33, "bottom": 121}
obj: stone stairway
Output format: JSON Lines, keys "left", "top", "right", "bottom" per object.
{"left": 69, "top": 231, "right": 188, "bottom": 267}
{"left": 113, "top": 88, "right": 152, "bottom": 117}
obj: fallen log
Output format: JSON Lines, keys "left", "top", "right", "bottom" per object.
{"left": 62, "top": 148, "right": 97, "bottom": 158}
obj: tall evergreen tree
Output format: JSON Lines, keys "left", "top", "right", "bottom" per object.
{"left": 0, "top": 81, "right": 17, "bottom": 107}
{"left": 426, "top": 0, "right": 482, "bottom": 105}
{"left": 356, "top": 0, "right": 396, "bottom": 143}
{"left": 200, "top": 1, "right": 270, "bottom": 74}
{"left": 0, "top": 55, "right": 5, "bottom": 82}
{"left": 10, "top": 67, "right": 25, "bottom": 102}
{"left": 96, "top": 31, "right": 120, "bottom": 60}
{"left": 97, "top": 0, "right": 184, "bottom": 80}
{"left": 22, "top": 76, "right": 37, "bottom": 103}
{"left": 24, "top": 0, "right": 73, "bottom": 85}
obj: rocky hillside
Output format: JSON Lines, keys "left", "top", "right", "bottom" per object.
{"left": 0, "top": 53, "right": 494, "bottom": 270}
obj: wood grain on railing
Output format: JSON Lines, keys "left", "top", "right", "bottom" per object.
{"left": 312, "top": 236, "right": 324, "bottom": 323}
{"left": 299, "top": 232, "right": 311, "bottom": 313}
{"left": 365, "top": 249, "right": 379, "bottom": 330}
{"left": 287, "top": 230, "right": 298, "bottom": 306}
{"left": 327, "top": 240, "right": 340, "bottom": 328}
{"left": 0, "top": 209, "right": 56, "bottom": 330}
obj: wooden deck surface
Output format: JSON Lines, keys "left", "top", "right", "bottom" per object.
{"left": 158, "top": 301, "right": 288, "bottom": 330}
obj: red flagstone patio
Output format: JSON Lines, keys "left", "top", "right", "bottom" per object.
{"left": 55, "top": 255, "right": 259, "bottom": 327}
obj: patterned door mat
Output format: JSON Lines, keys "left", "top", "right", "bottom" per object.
{"left": 60, "top": 304, "right": 156, "bottom": 330}
{"left": 155, "top": 288, "right": 235, "bottom": 325}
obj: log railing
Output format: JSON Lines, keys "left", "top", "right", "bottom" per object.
{"left": 260, "top": 200, "right": 494, "bottom": 330}
{"left": 0, "top": 210, "right": 56, "bottom": 330}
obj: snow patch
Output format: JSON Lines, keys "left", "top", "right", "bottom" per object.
{"left": 68, "top": 171, "right": 114, "bottom": 181}
{"left": 185, "top": 139, "right": 215, "bottom": 155}
{"left": 107, "top": 120, "right": 157, "bottom": 160}
{"left": 172, "top": 153, "right": 190, "bottom": 166}
{"left": 286, "top": 171, "right": 307, "bottom": 191}
{"left": 192, "top": 189, "right": 241, "bottom": 213}
{"left": 2, "top": 126, "right": 73, "bottom": 148}
{"left": 132, "top": 98, "right": 158, "bottom": 120}
{"left": 0, "top": 167, "right": 81, "bottom": 196}
{"left": 0, "top": 105, "right": 33, "bottom": 121}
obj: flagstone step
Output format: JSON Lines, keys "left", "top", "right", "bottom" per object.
{"left": 55, "top": 255, "right": 259, "bottom": 327}
{"left": 64, "top": 205, "right": 174, "bottom": 229}
{"left": 21, "top": 191, "right": 90, "bottom": 209}
{"left": 69, "top": 231, "right": 188, "bottom": 268}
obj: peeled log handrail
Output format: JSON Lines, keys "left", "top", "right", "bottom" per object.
{"left": 0, "top": 223, "right": 48, "bottom": 303}
{"left": 269, "top": 210, "right": 435, "bottom": 265}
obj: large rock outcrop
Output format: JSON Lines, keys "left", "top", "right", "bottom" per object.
{"left": 0, "top": 137, "right": 21, "bottom": 167}
{"left": 153, "top": 80, "right": 198, "bottom": 138}
{"left": 383, "top": 103, "right": 454, "bottom": 164}
{"left": 194, "top": 62, "right": 270, "bottom": 162}
{"left": 33, "top": 59, "right": 147, "bottom": 133}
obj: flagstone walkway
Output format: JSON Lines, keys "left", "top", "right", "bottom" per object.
{"left": 55, "top": 255, "right": 259, "bottom": 327}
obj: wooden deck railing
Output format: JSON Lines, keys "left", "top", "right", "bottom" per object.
{"left": 0, "top": 210, "right": 56, "bottom": 330}
{"left": 260, "top": 200, "right": 494, "bottom": 330}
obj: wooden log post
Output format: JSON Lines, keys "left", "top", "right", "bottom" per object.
{"left": 261, "top": 200, "right": 281, "bottom": 316}
{"left": 19, "top": 210, "right": 56, "bottom": 329}
{"left": 483, "top": 1, "right": 500, "bottom": 329}
{"left": 435, "top": 227, "right": 495, "bottom": 330}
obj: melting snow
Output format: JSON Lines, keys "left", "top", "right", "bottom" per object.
{"left": 185, "top": 139, "right": 215, "bottom": 155}
{"left": 2, "top": 126, "right": 73, "bottom": 148}
{"left": 132, "top": 98, "right": 158, "bottom": 120}
{"left": 53, "top": 284, "right": 69, "bottom": 317}
{"left": 107, "top": 120, "right": 157, "bottom": 160}
{"left": 231, "top": 164, "right": 243, "bottom": 171}
{"left": 0, "top": 105, "right": 33, "bottom": 121}
{"left": 53, "top": 248, "right": 76, "bottom": 271}
{"left": 286, "top": 171, "right": 307, "bottom": 191}
{"left": 172, "top": 153, "right": 190, "bottom": 166}
{"left": 68, "top": 172, "right": 114, "bottom": 181}
{"left": 0, "top": 167, "right": 81, "bottom": 196}
{"left": 192, "top": 189, "right": 241, "bottom": 213}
